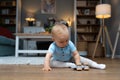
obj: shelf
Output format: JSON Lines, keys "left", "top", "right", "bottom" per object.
{"left": 77, "top": 40, "right": 96, "bottom": 42}
{"left": 77, "top": 15, "right": 96, "bottom": 18}
{"left": 77, "top": 6, "right": 95, "bottom": 9}
{"left": 0, "top": 6, "right": 16, "bottom": 8}
{"left": 77, "top": 24, "right": 99, "bottom": 27}
{"left": 77, "top": 32, "right": 98, "bottom": 34}
{"left": 0, "top": 14, "right": 16, "bottom": 17}
{"left": 0, "top": 24, "right": 16, "bottom": 27}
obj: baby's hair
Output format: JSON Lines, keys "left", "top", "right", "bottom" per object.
{"left": 51, "top": 23, "right": 69, "bottom": 37}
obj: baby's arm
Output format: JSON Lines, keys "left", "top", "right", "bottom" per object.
{"left": 72, "top": 50, "right": 83, "bottom": 71}
{"left": 42, "top": 52, "right": 52, "bottom": 71}
{"left": 72, "top": 50, "right": 81, "bottom": 65}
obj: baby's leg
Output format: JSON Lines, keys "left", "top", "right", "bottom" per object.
{"left": 50, "top": 58, "right": 76, "bottom": 69}
{"left": 80, "top": 56, "right": 106, "bottom": 69}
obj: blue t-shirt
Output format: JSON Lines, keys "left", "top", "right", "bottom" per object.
{"left": 47, "top": 40, "right": 76, "bottom": 62}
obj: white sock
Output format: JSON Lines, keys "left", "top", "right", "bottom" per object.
{"left": 80, "top": 56, "right": 106, "bottom": 69}
{"left": 92, "top": 62, "right": 106, "bottom": 69}
{"left": 96, "top": 64, "right": 106, "bottom": 69}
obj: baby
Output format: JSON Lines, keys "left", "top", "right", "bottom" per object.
{"left": 42, "top": 23, "right": 106, "bottom": 71}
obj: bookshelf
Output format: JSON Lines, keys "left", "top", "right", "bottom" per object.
{"left": 0, "top": 0, "right": 16, "bottom": 33}
{"left": 75, "top": 0, "right": 101, "bottom": 53}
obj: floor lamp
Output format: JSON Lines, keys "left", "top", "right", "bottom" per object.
{"left": 92, "top": 4, "right": 113, "bottom": 58}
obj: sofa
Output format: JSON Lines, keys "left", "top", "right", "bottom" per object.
{"left": 0, "top": 27, "right": 15, "bottom": 56}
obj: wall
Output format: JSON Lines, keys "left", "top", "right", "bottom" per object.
{"left": 21, "top": 0, "right": 74, "bottom": 29}
{"left": 104, "top": 0, "right": 120, "bottom": 57}
{"left": 20, "top": 0, "right": 75, "bottom": 42}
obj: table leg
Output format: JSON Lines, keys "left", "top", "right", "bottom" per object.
{"left": 15, "top": 36, "right": 19, "bottom": 57}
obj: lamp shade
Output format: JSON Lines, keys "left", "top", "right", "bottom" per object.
{"left": 96, "top": 4, "right": 111, "bottom": 19}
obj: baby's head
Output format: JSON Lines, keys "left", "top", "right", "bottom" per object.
{"left": 51, "top": 23, "right": 69, "bottom": 48}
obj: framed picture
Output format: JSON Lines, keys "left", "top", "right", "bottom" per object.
{"left": 41, "top": 0, "right": 56, "bottom": 14}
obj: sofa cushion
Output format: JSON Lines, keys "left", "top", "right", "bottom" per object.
{"left": 0, "top": 45, "right": 15, "bottom": 56}
{"left": 0, "top": 36, "right": 15, "bottom": 46}
{"left": 0, "top": 27, "right": 15, "bottom": 39}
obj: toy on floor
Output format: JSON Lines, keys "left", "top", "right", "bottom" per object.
{"left": 75, "top": 63, "right": 89, "bottom": 71}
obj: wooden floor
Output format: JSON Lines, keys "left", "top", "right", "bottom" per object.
{"left": 0, "top": 58, "right": 120, "bottom": 80}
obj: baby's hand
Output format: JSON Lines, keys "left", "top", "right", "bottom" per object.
{"left": 42, "top": 67, "right": 52, "bottom": 71}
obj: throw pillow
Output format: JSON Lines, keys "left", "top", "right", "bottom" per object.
{"left": 0, "top": 27, "right": 15, "bottom": 39}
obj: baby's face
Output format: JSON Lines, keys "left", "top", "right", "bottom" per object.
{"left": 53, "top": 34, "right": 69, "bottom": 48}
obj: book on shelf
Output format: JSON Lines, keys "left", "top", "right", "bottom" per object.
{"left": 81, "top": 35, "right": 87, "bottom": 41}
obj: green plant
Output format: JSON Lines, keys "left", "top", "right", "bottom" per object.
{"left": 45, "top": 26, "right": 53, "bottom": 33}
